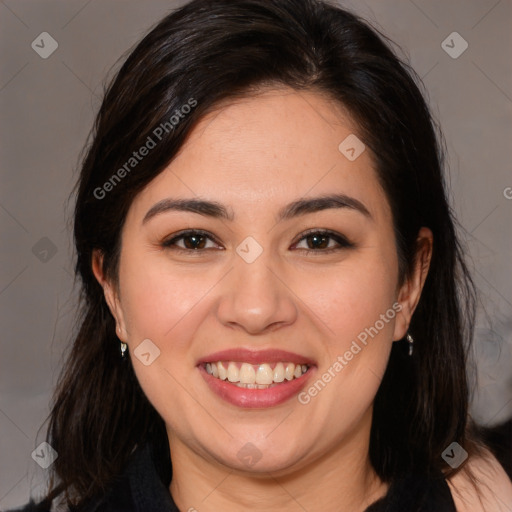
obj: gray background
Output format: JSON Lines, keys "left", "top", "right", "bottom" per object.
{"left": 1, "top": 0, "right": 511, "bottom": 509}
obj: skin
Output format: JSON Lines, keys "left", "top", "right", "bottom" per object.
{"left": 449, "top": 454, "right": 512, "bottom": 512}
{"left": 91, "top": 86, "right": 483, "bottom": 511}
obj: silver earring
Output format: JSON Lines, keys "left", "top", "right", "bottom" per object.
{"left": 120, "top": 341, "right": 128, "bottom": 358}
{"left": 406, "top": 333, "right": 414, "bottom": 356}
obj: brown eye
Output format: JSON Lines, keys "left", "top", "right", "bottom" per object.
{"left": 162, "top": 230, "right": 222, "bottom": 251}
{"left": 293, "top": 230, "right": 354, "bottom": 254}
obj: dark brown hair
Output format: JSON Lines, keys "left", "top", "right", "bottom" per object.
{"left": 34, "top": 0, "right": 484, "bottom": 508}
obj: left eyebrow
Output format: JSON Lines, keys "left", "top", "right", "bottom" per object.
{"left": 276, "top": 193, "right": 372, "bottom": 222}
{"left": 141, "top": 193, "right": 372, "bottom": 225}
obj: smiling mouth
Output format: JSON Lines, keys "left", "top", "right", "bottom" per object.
{"left": 203, "top": 361, "right": 310, "bottom": 389}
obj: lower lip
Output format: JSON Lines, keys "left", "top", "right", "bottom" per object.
{"left": 198, "top": 365, "right": 315, "bottom": 408}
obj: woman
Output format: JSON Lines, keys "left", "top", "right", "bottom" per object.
{"left": 10, "top": 0, "right": 512, "bottom": 510}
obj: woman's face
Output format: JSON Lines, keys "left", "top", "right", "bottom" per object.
{"left": 96, "top": 87, "right": 428, "bottom": 475}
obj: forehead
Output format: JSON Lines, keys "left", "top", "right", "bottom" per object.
{"left": 127, "top": 87, "right": 391, "bottom": 226}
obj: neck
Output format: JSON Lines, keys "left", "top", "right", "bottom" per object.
{"left": 167, "top": 409, "right": 388, "bottom": 512}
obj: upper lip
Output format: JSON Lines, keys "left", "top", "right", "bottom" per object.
{"left": 197, "top": 348, "right": 316, "bottom": 366}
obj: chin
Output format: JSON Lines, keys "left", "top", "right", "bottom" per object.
{"left": 202, "top": 437, "right": 311, "bottom": 475}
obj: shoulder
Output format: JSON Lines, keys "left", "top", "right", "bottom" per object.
{"left": 447, "top": 448, "right": 512, "bottom": 512}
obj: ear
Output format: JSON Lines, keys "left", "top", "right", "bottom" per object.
{"left": 91, "top": 249, "right": 128, "bottom": 342}
{"left": 393, "top": 227, "right": 433, "bottom": 341}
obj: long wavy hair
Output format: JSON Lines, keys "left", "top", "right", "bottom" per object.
{"left": 34, "top": 0, "right": 483, "bottom": 508}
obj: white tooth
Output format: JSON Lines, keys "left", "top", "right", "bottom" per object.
{"left": 227, "top": 362, "right": 240, "bottom": 382}
{"left": 285, "top": 363, "right": 295, "bottom": 380}
{"left": 239, "top": 363, "right": 256, "bottom": 384}
{"left": 211, "top": 363, "right": 219, "bottom": 378}
{"left": 256, "top": 363, "right": 274, "bottom": 384}
{"left": 273, "top": 362, "right": 285, "bottom": 383}
{"left": 294, "top": 364, "right": 302, "bottom": 378}
{"left": 301, "top": 364, "right": 308, "bottom": 374}
{"left": 217, "top": 361, "right": 227, "bottom": 380}
{"left": 206, "top": 363, "right": 212, "bottom": 375}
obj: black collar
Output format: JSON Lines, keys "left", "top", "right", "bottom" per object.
{"left": 90, "top": 441, "right": 456, "bottom": 512}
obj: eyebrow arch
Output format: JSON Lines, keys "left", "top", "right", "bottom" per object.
{"left": 278, "top": 194, "right": 371, "bottom": 221}
{"left": 142, "top": 193, "right": 372, "bottom": 225}
{"left": 142, "top": 198, "right": 235, "bottom": 224}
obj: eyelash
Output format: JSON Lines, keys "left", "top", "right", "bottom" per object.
{"left": 161, "top": 228, "right": 354, "bottom": 255}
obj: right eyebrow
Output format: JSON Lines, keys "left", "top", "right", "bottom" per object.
{"left": 142, "top": 198, "right": 234, "bottom": 224}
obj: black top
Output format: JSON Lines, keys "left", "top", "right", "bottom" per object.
{"left": 8, "top": 441, "right": 456, "bottom": 512}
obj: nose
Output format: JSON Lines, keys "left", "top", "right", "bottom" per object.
{"left": 215, "top": 248, "right": 298, "bottom": 335}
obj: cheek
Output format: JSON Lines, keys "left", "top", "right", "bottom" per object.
{"left": 117, "top": 255, "right": 213, "bottom": 425}
{"left": 295, "top": 270, "right": 397, "bottom": 435}
{"left": 296, "top": 257, "right": 399, "bottom": 348}
{"left": 119, "top": 252, "right": 213, "bottom": 344}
